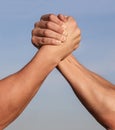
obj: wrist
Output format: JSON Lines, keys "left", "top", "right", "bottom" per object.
{"left": 58, "top": 54, "right": 73, "bottom": 67}
{"left": 39, "top": 46, "right": 61, "bottom": 67}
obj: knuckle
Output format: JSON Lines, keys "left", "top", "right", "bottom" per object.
{"left": 50, "top": 39, "right": 54, "bottom": 43}
{"left": 46, "top": 21, "right": 52, "bottom": 28}
{"left": 31, "top": 36, "right": 36, "bottom": 44}
{"left": 43, "top": 29, "right": 49, "bottom": 36}
{"left": 32, "top": 29, "right": 38, "bottom": 36}
{"left": 32, "top": 29, "right": 36, "bottom": 35}
{"left": 48, "top": 14, "right": 55, "bottom": 20}
{"left": 31, "top": 29, "right": 34, "bottom": 36}
{"left": 51, "top": 39, "right": 56, "bottom": 44}
{"left": 58, "top": 27, "right": 64, "bottom": 34}
{"left": 41, "top": 37, "right": 46, "bottom": 43}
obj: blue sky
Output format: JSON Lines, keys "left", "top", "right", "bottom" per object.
{"left": 0, "top": 0, "right": 115, "bottom": 130}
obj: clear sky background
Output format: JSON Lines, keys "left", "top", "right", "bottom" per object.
{"left": 0, "top": 0, "right": 115, "bottom": 130}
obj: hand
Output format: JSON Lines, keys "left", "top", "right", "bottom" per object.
{"left": 32, "top": 14, "right": 66, "bottom": 47}
{"left": 58, "top": 14, "right": 81, "bottom": 52}
{"left": 31, "top": 14, "right": 81, "bottom": 61}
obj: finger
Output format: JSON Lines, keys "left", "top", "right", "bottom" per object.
{"left": 32, "top": 28, "right": 66, "bottom": 42}
{"left": 58, "top": 14, "right": 67, "bottom": 22}
{"left": 40, "top": 14, "right": 63, "bottom": 26}
{"left": 34, "top": 20, "right": 64, "bottom": 34}
{"left": 32, "top": 36, "right": 62, "bottom": 46}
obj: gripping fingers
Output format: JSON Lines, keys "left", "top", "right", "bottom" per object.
{"left": 35, "top": 20, "right": 64, "bottom": 34}
{"left": 40, "top": 14, "right": 63, "bottom": 26}
{"left": 32, "top": 36, "right": 62, "bottom": 47}
{"left": 58, "top": 14, "right": 67, "bottom": 22}
{"left": 32, "top": 28, "right": 66, "bottom": 42}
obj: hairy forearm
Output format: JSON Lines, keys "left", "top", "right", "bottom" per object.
{"left": 0, "top": 47, "right": 58, "bottom": 129}
{"left": 57, "top": 54, "right": 115, "bottom": 130}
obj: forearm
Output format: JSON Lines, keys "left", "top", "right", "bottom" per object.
{"left": 0, "top": 47, "right": 58, "bottom": 129}
{"left": 57, "top": 54, "right": 115, "bottom": 130}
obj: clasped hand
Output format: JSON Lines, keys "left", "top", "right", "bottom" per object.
{"left": 32, "top": 14, "right": 81, "bottom": 61}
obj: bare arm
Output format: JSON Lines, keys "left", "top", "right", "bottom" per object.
{"left": 58, "top": 54, "right": 115, "bottom": 130}
{"left": 35, "top": 14, "right": 115, "bottom": 130}
{"left": 0, "top": 14, "right": 79, "bottom": 129}
{"left": 0, "top": 47, "right": 58, "bottom": 129}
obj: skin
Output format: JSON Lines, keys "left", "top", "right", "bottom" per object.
{"left": 0, "top": 14, "right": 80, "bottom": 129}
{"left": 33, "top": 14, "right": 115, "bottom": 130}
